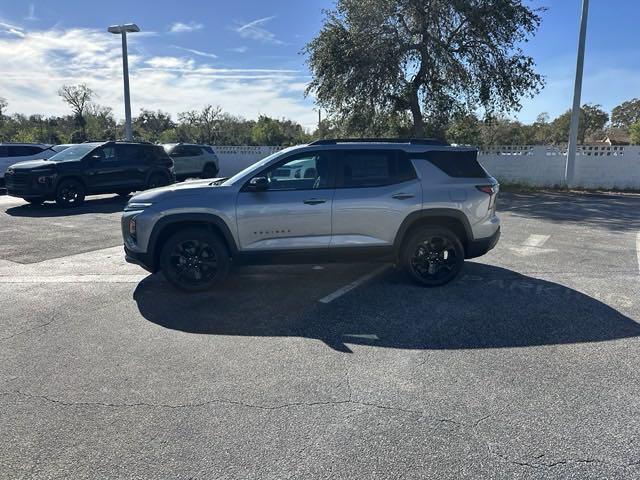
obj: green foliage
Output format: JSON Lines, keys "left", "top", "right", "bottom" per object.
{"left": 133, "top": 109, "right": 174, "bottom": 143}
{"left": 251, "top": 115, "right": 311, "bottom": 146}
{"left": 611, "top": 98, "right": 640, "bottom": 128}
{"left": 305, "top": 0, "right": 545, "bottom": 136}
{"left": 629, "top": 122, "right": 640, "bottom": 144}
{"left": 550, "top": 104, "right": 609, "bottom": 144}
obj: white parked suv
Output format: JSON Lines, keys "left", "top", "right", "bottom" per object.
{"left": 162, "top": 143, "right": 219, "bottom": 181}
{"left": 0, "top": 143, "right": 55, "bottom": 184}
{"left": 123, "top": 138, "right": 501, "bottom": 291}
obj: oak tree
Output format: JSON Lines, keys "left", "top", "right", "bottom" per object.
{"left": 305, "top": 0, "right": 545, "bottom": 137}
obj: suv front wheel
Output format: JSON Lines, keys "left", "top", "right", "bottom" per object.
{"left": 401, "top": 226, "right": 465, "bottom": 287}
{"left": 55, "top": 178, "right": 85, "bottom": 207}
{"left": 160, "top": 228, "right": 230, "bottom": 292}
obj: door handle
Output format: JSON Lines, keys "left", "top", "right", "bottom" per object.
{"left": 303, "top": 198, "right": 326, "bottom": 205}
{"left": 391, "top": 193, "right": 414, "bottom": 200}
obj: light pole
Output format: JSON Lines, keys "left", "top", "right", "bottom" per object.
{"left": 565, "top": 0, "right": 590, "bottom": 187}
{"left": 108, "top": 23, "right": 140, "bottom": 141}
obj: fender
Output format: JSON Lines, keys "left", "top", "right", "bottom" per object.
{"left": 393, "top": 208, "right": 474, "bottom": 251}
{"left": 148, "top": 212, "right": 239, "bottom": 266}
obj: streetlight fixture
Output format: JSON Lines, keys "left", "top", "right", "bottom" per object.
{"left": 108, "top": 23, "right": 140, "bottom": 141}
{"left": 565, "top": 0, "right": 590, "bottom": 187}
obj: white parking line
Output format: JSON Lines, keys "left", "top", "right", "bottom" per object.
{"left": 636, "top": 231, "right": 640, "bottom": 275}
{"left": 318, "top": 265, "right": 390, "bottom": 304}
{"left": 509, "top": 234, "right": 554, "bottom": 257}
{"left": 343, "top": 334, "right": 379, "bottom": 340}
{"left": 522, "top": 234, "right": 551, "bottom": 247}
{"left": 0, "top": 274, "right": 148, "bottom": 283}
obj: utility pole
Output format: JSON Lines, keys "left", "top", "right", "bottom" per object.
{"left": 565, "top": 0, "right": 590, "bottom": 187}
{"left": 108, "top": 23, "right": 140, "bottom": 141}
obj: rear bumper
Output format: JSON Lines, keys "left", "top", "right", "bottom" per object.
{"left": 466, "top": 227, "right": 501, "bottom": 259}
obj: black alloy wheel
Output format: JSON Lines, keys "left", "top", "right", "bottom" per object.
{"left": 403, "top": 226, "right": 464, "bottom": 286}
{"left": 146, "top": 173, "right": 168, "bottom": 190}
{"left": 55, "top": 179, "right": 85, "bottom": 207}
{"left": 160, "top": 229, "right": 230, "bottom": 291}
{"left": 202, "top": 164, "right": 219, "bottom": 179}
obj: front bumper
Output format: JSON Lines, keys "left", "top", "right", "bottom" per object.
{"left": 124, "top": 246, "right": 155, "bottom": 273}
{"left": 466, "top": 227, "right": 501, "bottom": 259}
{"left": 5, "top": 173, "right": 56, "bottom": 198}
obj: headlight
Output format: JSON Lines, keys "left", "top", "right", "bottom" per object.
{"left": 37, "top": 174, "right": 56, "bottom": 184}
{"left": 125, "top": 202, "right": 153, "bottom": 212}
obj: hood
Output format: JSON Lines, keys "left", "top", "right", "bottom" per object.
{"left": 130, "top": 178, "right": 226, "bottom": 203}
{"left": 8, "top": 159, "right": 57, "bottom": 171}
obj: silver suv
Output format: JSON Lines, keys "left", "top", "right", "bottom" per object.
{"left": 122, "top": 139, "right": 500, "bottom": 291}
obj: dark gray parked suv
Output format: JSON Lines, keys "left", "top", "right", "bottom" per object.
{"left": 122, "top": 139, "right": 500, "bottom": 291}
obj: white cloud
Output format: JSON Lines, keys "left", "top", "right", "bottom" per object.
{"left": 145, "top": 56, "right": 195, "bottom": 70}
{"left": 168, "top": 21, "right": 203, "bottom": 34}
{"left": 171, "top": 45, "right": 217, "bottom": 59}
{"left": 0, "top": 21, "right": 26, "bottom": 38}
{"left": 0, "top": 26, "right": 317, "bottom": 130}
{"left": 228, "top": 46, "right": 248, "bottom": 54}
{"left": 235, "top": 16, "right": 283, "bottom": 45}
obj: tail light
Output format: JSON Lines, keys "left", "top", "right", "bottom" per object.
{"left": 476, "top": 184, "right": 499, "bottom": 210}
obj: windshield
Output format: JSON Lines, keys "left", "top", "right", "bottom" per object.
{"left": 221, "top": 148, "right": 293, "bottom": 186}
{"left": 48, "top": 144, "right": 98, "bottom": 162}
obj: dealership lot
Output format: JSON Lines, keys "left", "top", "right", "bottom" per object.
{"left": 1, "top": 191, "right": 639, "bottom": 479}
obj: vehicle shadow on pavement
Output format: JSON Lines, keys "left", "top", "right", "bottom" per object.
{"left": 133, "top": 262, "right": 640, "bottom": 352}
{"left": 4, "top": 195, "right": 128, "bottom": 217}
{"left": 499, "top": 191, "right": 640, "bottom": 232}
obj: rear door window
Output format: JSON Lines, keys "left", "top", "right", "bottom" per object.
{"left": 338, "top": 150, "right": 416, "bottom": 188}
{"left": 184, "top": 146, "right": 202, "bottom": 156}
{"left": 94, "top": 146, "right": 117, "bottom": 162}
{"left": 117, "top": 144, "right": 156, "bottom": 164}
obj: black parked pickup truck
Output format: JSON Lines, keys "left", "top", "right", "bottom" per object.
{"left": 4, "top": 141, "right": 175, "bottom": 207}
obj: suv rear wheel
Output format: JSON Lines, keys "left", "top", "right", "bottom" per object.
{"left": 201, "top": 163, "right": 219, "bottom": 179}
{"left": 160, "top": 228, "right": 230, "bottom": 292}
{"left": 401, "top": 226, "right": 465, "bottom": 286}
{"left": 55, "top": 179, "right": 85, "bottom": 207}
{"left": 146, "top": 173, "right": 169, "bottom": 190}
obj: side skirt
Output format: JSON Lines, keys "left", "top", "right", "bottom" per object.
{"left": 233, "top": 246, "right": 395, "bottom": 266}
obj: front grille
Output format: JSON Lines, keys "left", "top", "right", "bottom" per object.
{"left": 5, "top": 171, "right": 32, "bottom": 188}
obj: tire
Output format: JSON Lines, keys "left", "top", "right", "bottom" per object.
{"left": 201, "top": 164, "right": 219, "bottom": 179}
{"left": 160, "top": 228, "right": 230, "bottom": 292}
{"left": 25, "top": 197, "right": 44, "bottom": 205}
{"left": 55, "top": 179, "right": 85, "bottom": 207}
{"left": 146, "top": 173, "right": 169, "bottom": 190}
{"left": 401, "top": 226, "right": 465, "bottom": 287}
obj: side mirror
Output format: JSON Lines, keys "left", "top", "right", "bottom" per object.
{"left": 89, "top": 154, "right": 101, "bottom": 164}
{"left": 247, "top": 176, "right": 268, "bottom": 192}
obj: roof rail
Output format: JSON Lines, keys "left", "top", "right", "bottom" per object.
{"left": 309, "top": 138, "right": 450, "bottom": 146}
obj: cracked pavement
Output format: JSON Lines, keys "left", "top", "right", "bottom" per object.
{"left": 1, "top": 191, "right": 640, "bottom": 479}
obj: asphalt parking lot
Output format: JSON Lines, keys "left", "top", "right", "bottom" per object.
{"left": 1, "top": 191, "right": 639, "bottom": 479}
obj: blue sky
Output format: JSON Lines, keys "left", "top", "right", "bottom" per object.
{"left": 0, "top": 1, "right": 638, "bottom": 130}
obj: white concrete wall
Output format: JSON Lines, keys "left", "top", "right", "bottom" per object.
{"left": 479, "top": 145, "right": 640, "bottom": 189}
{"left": 213, "top": 146, "right": 285, "bottom": 177}
{"left": 213, "top": 145, "right": 640, "bottom": 190}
